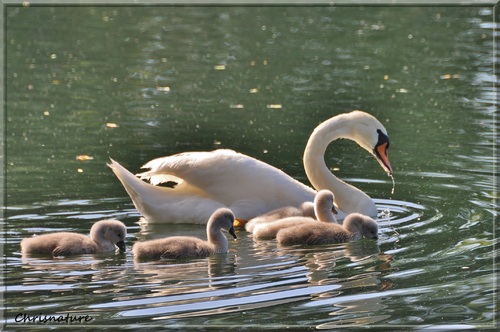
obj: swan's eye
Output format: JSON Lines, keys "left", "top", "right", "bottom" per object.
{"left": 376, "top": 129, "right": 390, "bottom": 152}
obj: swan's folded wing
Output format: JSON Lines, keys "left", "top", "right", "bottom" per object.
{"left": 136, "top": 149, "right": 314, "bottom": 206}
{"left": 137, "top": 149, "right": 240, "bottom": 186}
{"left": 138, "top": 173, "right": 184, "bottom": 186}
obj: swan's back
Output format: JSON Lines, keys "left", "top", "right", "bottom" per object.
{"left": 135, "top": 149, "right": 316, "bottom": 220}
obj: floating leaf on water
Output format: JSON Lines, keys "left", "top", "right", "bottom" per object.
{"left": 43, "top": 110, "right": 50, "bottom": 116}
{"left": 214, "top": 64, "right": 226, "bottom": 70}
{"left": 77, "top": 168, "right": 84, "bottom": 173}
{"left": 397, "top": 88, "right": 408, "bottom": 93}
{"left": 440, "top": 74, "right": 460, "bottom": 80}
{"left": 76, "top": 155, "right": 94, "bottom": 161}
{"left": 157, "top": 86, "right": 170, "bottom": 92}
{"left": 267, "top": 104, "right": 282, "bottom": 109}
{"left": 230, "top": 104, "right": 244, "bottom": 109}
{"left": 106, "top": 122, "right": 119, "bottom": 128}
{"left": 249, "top": 88, "right": 258, "bottom": 93}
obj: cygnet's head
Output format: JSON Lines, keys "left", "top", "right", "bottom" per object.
{"left": 210, "top": 208, "right": 237, "bottom": 240}
{"left": 90, "top": 219, "right": 127, "bottom": 251}
{"left": 362, "top": 219, "right": 378, "bottom": 240}
{"left": 315, "top": 189, "right": 337, "bottom": 215}
{"left": 344, "top": 213, "right": 378, "bottom": 240}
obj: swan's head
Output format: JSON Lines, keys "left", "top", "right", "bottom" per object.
{"left": 350, "top": 111, "right": 393, "bottom": 175}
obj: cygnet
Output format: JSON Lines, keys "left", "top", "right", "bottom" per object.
{"left": 252, "top": 190, "right": 337, "bottom": 239}
{"left": 132, "top": 208, "right": 237, "bottom": 261}
{"left": 21, "top": 219, "right": 127, "bottom": 256}
{"left": 244, "top": 201, "right": 315, "bottom": 232}
{"left": 276, "top": 212, "right": 378, "bottom": 246}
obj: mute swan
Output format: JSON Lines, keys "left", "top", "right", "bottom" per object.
{"left": 109, "top": 110, "right": 392, "bottom": 224}
{"left": 276, "top": 213, "right": 378, "bottom": 246}
{"left": 21, "top": 219, "right": 127, "bottom": 256}
{"left": 252, "top": 189, "right": 338, "bottom": 239}
{"left": 132, "top": 208, "right": 237, "bottom": 261}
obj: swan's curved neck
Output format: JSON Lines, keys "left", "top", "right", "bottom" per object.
{"left": 303, "top": 115, "right": 377, "bottom": 216}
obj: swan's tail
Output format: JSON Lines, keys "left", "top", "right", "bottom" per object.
{"left": 108, "top": 159, "right": 224, "bottom": 224}
{"left": 107, "top": 159, "right": 166, "bottom": 216}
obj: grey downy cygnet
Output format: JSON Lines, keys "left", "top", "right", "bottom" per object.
{"left": 21, "top": 219, "right": 127, "bottom": 256}
{"left": 132, "top": 208, "right": 237, "bottom": 261}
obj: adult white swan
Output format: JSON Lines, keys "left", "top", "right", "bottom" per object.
{"left": 108, "top": 110, "right": 392, "bottom": 224}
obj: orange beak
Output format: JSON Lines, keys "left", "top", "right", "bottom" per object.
{"left": 375, "top": 142, "right": 393, "bottom": 175}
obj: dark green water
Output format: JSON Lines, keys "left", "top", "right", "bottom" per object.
{"left": 3, "top": 4, "right": 497, "bottom": 330}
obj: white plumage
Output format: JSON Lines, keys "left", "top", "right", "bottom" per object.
{"left": 109, "top": 111, "right": 392, "bottom": 224}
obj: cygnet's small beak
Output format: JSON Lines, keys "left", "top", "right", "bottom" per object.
{"left": 332, "top": 206, "right": 339, "bottom": 215}
{"left": 116, "top": 240, "right": 126, "bottom": 252}
{"left": 228, "top": 227, "right": 237, "bottom": 240}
